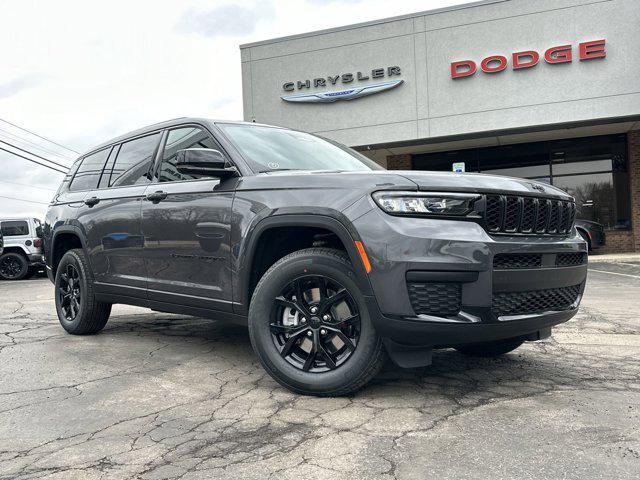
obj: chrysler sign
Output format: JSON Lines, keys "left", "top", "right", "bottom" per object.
{"left": 450, "top": 39, "right": 606, "bottom": 78}
{"left": 281, "top": 66, "right": 402, "bottom": 103}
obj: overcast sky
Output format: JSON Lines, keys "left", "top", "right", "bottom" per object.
{"left": 0, "top": 0, "right": 469, "bottom": 218}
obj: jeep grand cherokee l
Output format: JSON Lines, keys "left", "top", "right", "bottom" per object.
{"left": 43, "top": 118, "right": 588, "bottom": 396}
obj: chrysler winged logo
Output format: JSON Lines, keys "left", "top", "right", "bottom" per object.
{"left": 281, "top": 66, "right": 403, "bottom": 104}
{"left": 281, "top": 79, "right": 404, "bottom": 103}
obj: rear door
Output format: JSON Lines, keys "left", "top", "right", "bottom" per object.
{"left": 77, "top": 132, "right": 162, "bottom": 298}
{"left": 141, "top": 125, "right": 235, "bottom": 312}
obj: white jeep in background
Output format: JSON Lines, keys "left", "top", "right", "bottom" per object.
{"left": 0, "top": 218, "right": 45, "bottom": 280}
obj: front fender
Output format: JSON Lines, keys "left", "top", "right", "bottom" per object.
{"left": 234, "top": 209, "right": 374, "bottom": 315}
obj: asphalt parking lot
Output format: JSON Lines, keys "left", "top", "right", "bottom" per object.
{"left": 0, "top": 261, "right": 639, "bottom": 480}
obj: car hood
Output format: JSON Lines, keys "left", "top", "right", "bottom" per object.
{"left": 395, "top": 171, "right": 572, "bottom": 200}
{"left": 238, "top": 170, "right": 572, "bottom": 200}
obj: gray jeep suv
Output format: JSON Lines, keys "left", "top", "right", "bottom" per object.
{"left": 44, "top": 118, "right": 587, "bottom": 396}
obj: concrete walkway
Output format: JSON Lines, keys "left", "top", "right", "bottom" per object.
{"left": 589, "top": 252, "right": 640, "bottom": 263}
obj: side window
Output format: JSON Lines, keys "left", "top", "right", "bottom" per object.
{"left": 159, "top": 127, "right": 223, "bottom": 182}
{"left": 110, "top": 132, "right": 161, "bottom": 187}
{"left": 1, "top": 221, "right": 29, "bottom": 236}
{"left": 69, "top": 148, "right": 111, "bottom": 192}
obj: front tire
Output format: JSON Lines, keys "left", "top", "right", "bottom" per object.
{"left": 455, "top": 337, "right": 525, "bottom": 357}
{"left": 55, "top": 249, "right": 111, "bottom": 335}
{"left": 0, "top": 252, "right": 29, "bottom": 280}
{"left": 248, "top": 248, "right": 385, "bottom": 396}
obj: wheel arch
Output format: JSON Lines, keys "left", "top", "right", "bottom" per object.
{"left": 576, "top": 226, "right": 591, "bottom": 249}
{"left": 237, "top": 213, "right": 373, "bottom": 314}
{"left": 50, "top": 226, "right": 88, "bottom": 276}
{"left": 0, "top": 245, "right": 30, "bottom": 257}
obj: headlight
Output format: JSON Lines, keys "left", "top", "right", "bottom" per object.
{"left": 372, "top": 191, "right": 480, "bottom": 216}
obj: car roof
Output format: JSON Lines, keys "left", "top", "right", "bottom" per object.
{"left": 81, "top": 118, "right": 282, "bottom": 157}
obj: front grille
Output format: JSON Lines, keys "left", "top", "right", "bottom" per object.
{"left": 556, "top": 252, "right": 587, "bottom": 267}
{"left": 484, "top": 194, "right": 575, "bottom": 235}
{"left": 493, "top": 253, "right": 542, "bottom": 269}
{"left": 408, "top": 282, "right": 461, "bottom": 317}
{"left": 492, "top": 284, "right": 581, "bottom": 317}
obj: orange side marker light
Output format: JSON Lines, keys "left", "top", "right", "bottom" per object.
{"left": 354, "top": 241, "right": 371, "bottom": 274}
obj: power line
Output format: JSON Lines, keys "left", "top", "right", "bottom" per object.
{"left": 0, "top": 180, "right": 57, "bottom": 192}
{"left": 0, "top": 127, "right": 75, "bottom": 163}
{"left": 0, "top": 194, "right": 50, "bottom": 206}
{"left": 0, "top": 118, "right": 79, "bottom": 154}
{"left": 0, "top": 138, "right": 72, "bottom": 170}
{"left": 0, "top": 146, "right": 67, "bottom": 174}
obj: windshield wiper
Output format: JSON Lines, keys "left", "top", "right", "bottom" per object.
{"left": 258, "top": 168, "right": 299, "bottom": 173}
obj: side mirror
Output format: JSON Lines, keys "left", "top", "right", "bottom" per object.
{"left": 35, "top": 226, "right": 43, "bottom": 239}
{"left": 175, "top": 148, "right": 238, "bottom": 178}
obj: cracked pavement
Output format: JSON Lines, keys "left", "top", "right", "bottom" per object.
{"left": 0, "top": 263, "right": 639, "bottom": 479}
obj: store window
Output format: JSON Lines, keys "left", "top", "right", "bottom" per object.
{"left": 412, "top": 134, "right": 630, "bottom": 230}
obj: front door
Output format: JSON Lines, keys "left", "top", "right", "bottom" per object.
{"left": 141, "top": 125, "right": 235, "bottom": 312}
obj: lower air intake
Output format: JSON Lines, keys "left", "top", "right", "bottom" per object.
{"left": 492, "top": 284, "right": 581, "bottom": 317}
{"left": 408, "top": 282, "right": 461, "bottom": 317}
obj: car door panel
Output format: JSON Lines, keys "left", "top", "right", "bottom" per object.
{"left": 79, "top": 185, "right": 148, "bottom": 297}
{"left": 142, "top": 179, "right": 234, "bottom": 312}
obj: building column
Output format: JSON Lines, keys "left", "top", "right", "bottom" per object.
{"left": 629, "top": 130, "right": 640, "bottom": 252}
{"left": 386, "top": 154, "right": 412, "bottom": 170}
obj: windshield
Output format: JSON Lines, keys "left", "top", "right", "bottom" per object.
{"left": 218, "top": 123, "right": 384, "bottom": 173}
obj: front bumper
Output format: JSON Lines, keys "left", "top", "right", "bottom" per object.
{"left": 353, "top": 208, "right": 588, "bottom": 347}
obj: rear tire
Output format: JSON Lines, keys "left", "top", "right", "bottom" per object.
{"left": 455, "top": 337, "right": 525, "bottom": 357}
{"left": 248, "top": 248, "right": 385, "bottom": 396}
{"left": 55, "top": 249, "right": 111, "bottom": 335}
{"left": 0, "top": 252, "right": 29, "bottom": 280}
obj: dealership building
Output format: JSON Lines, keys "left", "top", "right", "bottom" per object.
{"left": 240, "top": 0, "right": 640, "bottom": 253}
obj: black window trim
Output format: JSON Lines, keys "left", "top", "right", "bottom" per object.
{"left": 68, "top": 129, "right": 165, "bottom": 193}
{"left": 68, "top": 145, "right": 113, "bottom": 193}
{"left": 150, "top": 122, "right": 238, "bottom": 185}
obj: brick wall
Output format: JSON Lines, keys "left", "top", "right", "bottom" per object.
{"left": 629, "top": 130, "right": 640, "bottom": 252}
{"left": 597, "top": 230, "right": 634, "bottom": 255}
{"left": 386, "top": 154, "right": 411, "bottom": 170}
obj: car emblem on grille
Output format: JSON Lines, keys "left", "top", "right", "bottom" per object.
{"left": 530, "top": 183, "right": 545, "bottom": 192}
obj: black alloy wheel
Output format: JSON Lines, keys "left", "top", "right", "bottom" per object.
{"left": 0, "top": 253, "right": 28, "bottom": 280}
{"left": 270, "top": 275, "right": 361, "bottom": 373}
{"left": 58, "top": 263, "right": 82, "bottom": 321}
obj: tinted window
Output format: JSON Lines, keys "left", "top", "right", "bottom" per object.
{"left": 69, "top": 148, "right": 111, "bottom": 191}
{"left": 1, "top": 221, "right": 29, "bottom": 236}
{"left": 158, "top": 127, "right": 221, "bottom": 182}
{"left": 110, "top": 133, "right": 161, "bottom": 187}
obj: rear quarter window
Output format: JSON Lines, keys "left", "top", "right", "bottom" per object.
{"left": 69, "top": 148, "right": 111, "bottom": 192}
{"left": 1, "top": 221, "right": 29, "bottom": 236}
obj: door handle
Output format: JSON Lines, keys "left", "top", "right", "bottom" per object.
{"left": 84, "top": 196, "right": 100, "bottom": 207}
{"left": 146, "top": 191, "right": 168, "bottom": 204}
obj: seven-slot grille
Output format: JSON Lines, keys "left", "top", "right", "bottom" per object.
{"left": 485, "top": 195, "right": 575, "bottom": 235}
